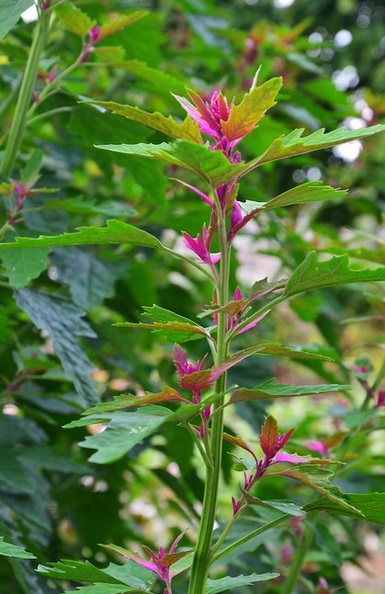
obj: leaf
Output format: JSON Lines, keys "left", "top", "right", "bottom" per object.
{"left": 242, "top": 498, "right": 305, "bottom": 517}
{"left": 38, "top": 558, "right": 155, "bottom": 590}
{"left": 221, "top": 78, "right": 282, "bottom": 142}
{"left": 304, "top": 492, "right": 385, "bottom": 524}
{"left": 57, "top": 585, "right": 142, "bottom": 594}
{"left": 0, "top": 246, "right": 50, "bottom": 288}
{"left": 54, "top": 3, "right": 96, "bottom": 36}
{"left": 42, "top": 197, "right": 137, "bottom": 217}
{"left": 83, "top": 387, "right": 185, "bottom": 414}
{"left": 99, "top": 12, "right": 148, "bottom": 38}
{"left": 69, "top": 407, "right": 173, "bottom": 463}
{"left": 0, "top": 0, "right": 34, "bottom": 40}
{"left": 263, "top": 181, "right": 347, "bottom": 210}
{"left": 115, "top": 321, "right": 208, "bottom": 343}
{"left": 242, "top": 124, "right": 385, "bottom": 174}
{"left": 231, "top": 380, "right": 350, "bottom": 403}
{"left": 0, "top": 537, "right": 36, "bottom": 560}
{"left": 259, "top": 416, "right": 279, "bottom": 458}
{"left": 52, "top": 248, "right": 122, "bottom": 310}
{"left": 96, "top": 140, "right": 243, "bottom": 186}
{"left": 284, "top": 252, "right": 385, "bottom": 298}
{"left": 111, "top": 60, "right": 188, "bottom": 96}
{"left": 90, "top": 101, "right": 202, "bottom": 143}
{"left": 15, "top": 289, "right": 98, "bottom": 407}
{"left": 205, "top": 573, "right": 279, "bottom": 594}
{"left": 274, "top": 467, "right": 362, "bottom": 515}
{"left": 0, "top": 220, "right": 163, "bottom": 251}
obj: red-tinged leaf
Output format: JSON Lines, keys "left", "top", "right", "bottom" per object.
{"left": 222, "top": 432, "right": 253, "bottom": 453}
{"left": 179, "top": 369, "right": 213, "bottom": 391}
{"left": 99, "top": 11, "right": 148, "bottom": 38}
{"left": 89, "top": 101, "right": 202, "bottom": 144}
{"left": 201, "top": 298, "right": 248, "bottom": 318}
{"left": 259, "top": 416, "right": 279, "bottom": 458}
{"left": 278, "top": 428, "right": 295, "bottom": 450}
{"left": 81, "top": 387, "right": 186, "bottom": 415}
{"left": 221, "top": 78, "right": 282, "bottom": 142}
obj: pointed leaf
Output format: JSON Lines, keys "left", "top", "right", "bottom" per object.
{"left": 242, "top": 124, "right": 385, "bottom": 174}
{"left": 221, "top": 78, "right": 282, "bottom": 142}
{"left": 57, "top": 585, "right": 146, "bottom": 594}
{"left": 0, "top": 0, "right": 33, "bottom": 39}
{"left": 75, "top": 407, "right": 173, "bottom": 463}
{"left": 231, "top": 380, "right": 350, "bottom": 403}
{"left": 304, "top": 492, "right": 385, "bottom": 524}
{"left": 205, "top": 573, "right": 279, "bottom": 594}
{"left": 0, "top": 537, "right": 36, "bottom": 560}
{"left": 54, "top": 3, "right": 96, "bottom": 36}
{"left": 259, "top": 416, "right": 279, "bottom": 458}
{"left": 284, "top": 252, "right": 385, "bottom": 298}
{"left": 114, "top": 321, "right": 208, "bottom": 343}
{"left": 0, "top": 220, "right": 163, "bottom": 251}
{"left": 90, "top": 101, "right": 202, "bottom": 143}
{"left": 263, "top": 181, "right": 347, "bottom": 210}
{"left": 96, "top": 140, "right": 243, "bottom": 186}
{"left": 83, "top": 387, "right": 186, "bottom": 414}
{"left": 99, "top": 11, "right": 148, "bottom": 38}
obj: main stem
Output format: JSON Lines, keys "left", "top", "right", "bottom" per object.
{"left": 188, "top": 199, "right": 231, "bottom": 594}
{"left": 0, "top": 8, "right": 49, "bottom": 179}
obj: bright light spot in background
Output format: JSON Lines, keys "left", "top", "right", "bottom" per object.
{"left": 274, "top": 0, "right": 295, "bottom": 7}
{"left": 332, "top": 65, "right": 359, "bottom": 90}
{"left": 343, "top": 116, "right": 366, "bottom": 130}
{"left": 355, "top": 97, "right": 374, "bottom": 122}
{"left": 334, "top": 29, "right": 352, "bottom": 47}
{"left": 306, "top": 167, "right": 322, "bottom": 181}
{"left": 308, "top": 32, "right": 323, "bottom": 43}
{"left": 333, "top": 140, "right": 362, "bottom": 162}
{"left": 21, "top": 4, "right": 38, "bottom": 23}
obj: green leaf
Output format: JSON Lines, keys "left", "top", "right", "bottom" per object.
{"left": 110, "top": 60, "right": 189, "bottom": 96}
{"left": 96, "top": 140, "right": 243, "bottom": 186}
{"left": 90, "top": 101, "right": 202, "bottom": 143}
{"left": 284, "top": 252, "right": 385, "bottom": 298}
{"left": 99, "top": 11, "right": 148, "bottom": 38}
{"left": 221, "top": 77, "right": 282, "bottom": 142}
{"left": 42, "top": 197, "right": 137, "bottom": 217}
{"left": 231, "top": 379, "right": 350, "bottom": 403}
{"left": 263, "top": 181, "right": 347, "bottom": 210}
{"left": 83, "top": 387, "right": 185, "bottom": 414}
{"left": 54, "top": 3, "right": 96, "bottom": 36}
{"left": 57, "top": 585, "right": 141, "bottom": 594}
{"left": 15, "top": 289, "right": 98, "bottom": 407}
{"left": 0, "top": 537, "right": 36, "bottom": 560}
{"left": 304, "top": 492, "right": 385, "bottom": 524}
{"left": 0, "top": 220, "right": 163, "bottom": 251}
{"left": 0, "top": 246, "right": 50, "bottom": 288}
{"left": 242, "top": 124, "right": 385, "bottom": 173}
{"left": 0, "top": 0, "right": 33, "bottom": 40}
{"left": 205, "top": 573, "right": 279, "bottom": 594}
{"left": 68, "top": 407, "right": 173, "bottom": 463}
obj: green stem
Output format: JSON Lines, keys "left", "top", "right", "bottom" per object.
{"left": 281, "top": 523, "right": 313, "bottom": 594}
{"left": 187, "top": 197, "right": 231, "bottom": 594}
{"left": 0, "top": 9, "right": 49, "bottom": 179}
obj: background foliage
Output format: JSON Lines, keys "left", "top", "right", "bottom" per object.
{"left": 1, "top": 1, "right": 385, "bottom": 593}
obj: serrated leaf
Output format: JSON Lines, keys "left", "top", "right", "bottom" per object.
{"left": 99, "top": 11, "right": 148, "bottom": 38}
{"left": 90, "top": 101, "right": 202, "bottom": 143}
{"left": 0, "top": 537, "right": 35, "bottom": 560}
{"left": 96, "top": 140, "right": 243, "bottom": 186}
{"left": 0, "top": 220, "right": 163, "bottom": 251}
{"left": 83, "top": 387, "right": 185, "bottom": 414}
{"left": 15, "top": 289, "right": 98, "bottom": 407}
{"left": 304, "top": 492, "right": 385, "bottom": 524}
{"left": 0, "top": 0, "right": 33, "bottom": 39}
{"left": 0, "top": 246, "right": 49, "bottom": 288}
{"left": 231, "top": 380, "right": 350, "bottom": 403}
{"left": 259, "top": 416, "right": 278, "bottom": 458}
{"left": 242, "top": 124, "right": 385, "bottom": 174}
{"left": 284, "top": 252, "right": 385, "bottom": 298}
{"left": 75, "top": 407, "right": 173, "bottom": 463}
{"left": 263, "top": 181, "right": 347, "bottom": 210}
{"left": 205, "top": 573, "right": 279, "bottom": 594}
{"left": 115, "top": 321, "right": 208, "bottom": 343}
{"left": 54, "top": 3, "right": 96, "bottom": 36}
{"left": 221, "top": 78, "right": 282, "bottom": 142}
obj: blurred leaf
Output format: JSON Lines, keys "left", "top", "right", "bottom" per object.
{"left": 113, "top": 60, "right": 188, "bottom": 95}
{"left": 99, "top": 12, "right": 148, "bottom": 39}
{"left": 231, "top": 380, "right": 350, "bottom": 403}
{"left": 284, "top": 253, "right": 385, "bottom": 298}
{"left": 0, "top": 246, "right": 49, "bottom": 288}
{"left": 304, "top": 493, "right": 385, "bottom": 524}
{"left": 0, "top": 538, "right": 35, "bottom": 560}
{"left": 0, "top": 0, "right": 33, "bottom": 39}
{"left": 54, "top": 3, "right": 96, "bottom": 36}
{"left": 15, "top": 289, "right": 98, "bottom": 407}
{"left": 263, "top": 181, "right": 346, "bottom": 209}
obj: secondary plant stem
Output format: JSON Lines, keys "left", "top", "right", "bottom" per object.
{"left": 282, "top": 523, "right": 313, "bottom": 594}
